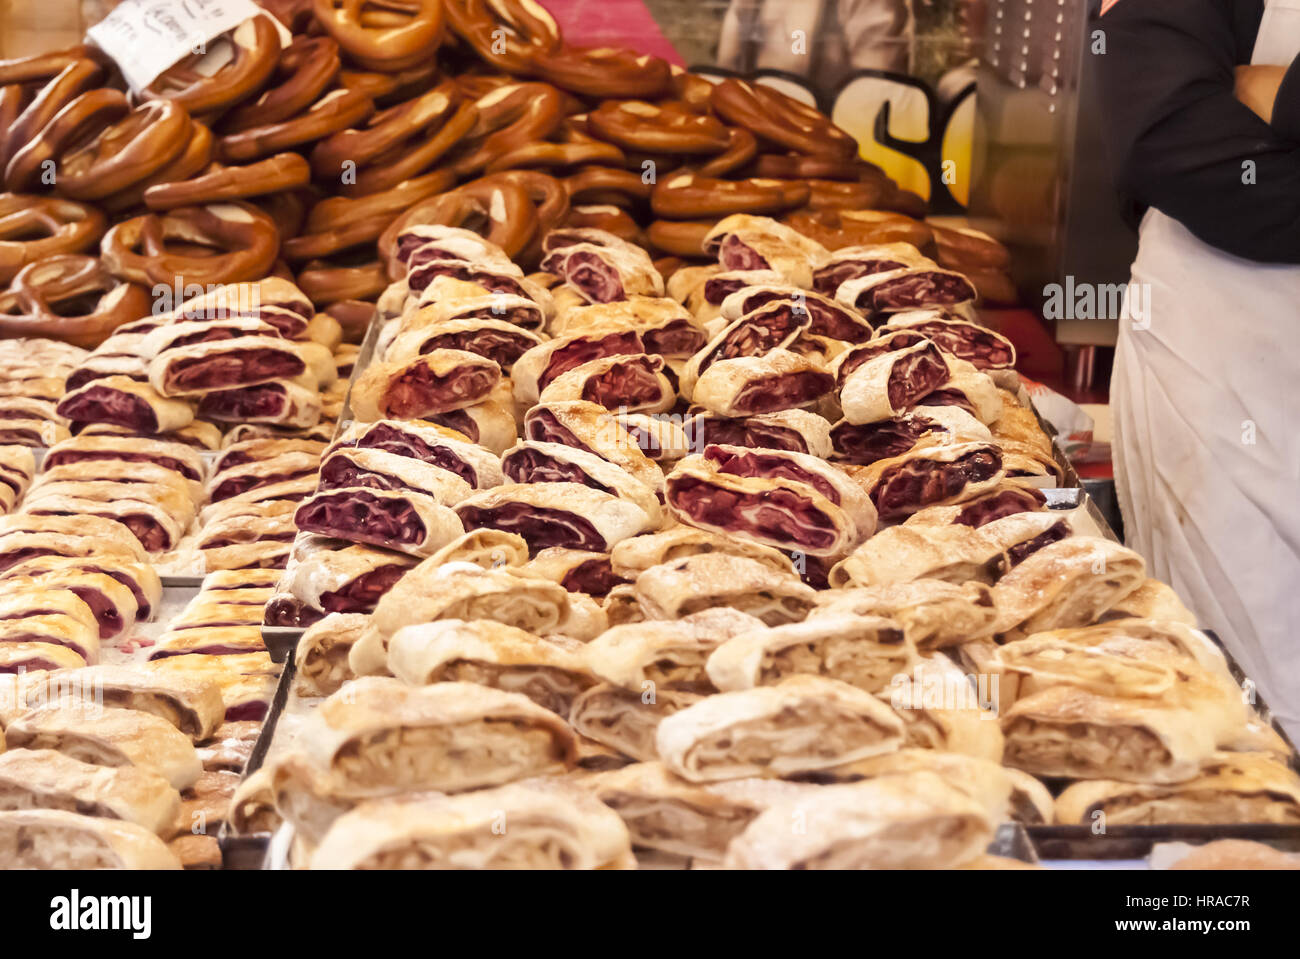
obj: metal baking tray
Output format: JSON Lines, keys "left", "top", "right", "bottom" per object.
{"left": 1022, "top": 628, "right": 1300, "bottom": 859}
{"left": 216, "top": 653, "right": 297, "bottom": 870}
{"left": 1033, "top": 825, "right": 1300, "bottom": 862}
{"left": 990, "top": 822, "right": 1039, "bottom": 864}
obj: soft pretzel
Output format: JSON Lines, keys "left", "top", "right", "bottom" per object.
{"left": 311, "top": 0, "right": 444, "bottom": 72}
{"left": 337, "top": 61, "right": 439, "bottom": 104}
{"left": 754, "top": 153, "right": 867, "bottom": 182}
{"left": 443, "top": 0, "right": 564, "bottom": 73}
{"left": 650, "top": 172, "right": 810, "bottom": 220}
{"left": 101, "top": 123, "right": 215, "bottom": 215}
{"left": 1, "top": 59, "right": 103, "bottom": 173}
{"left": 100, "top": 202, "right": 281, "bottom": 287}
{"left": 293, "top": 169, "right": 455, "bottom": 263}
{"left": 144, "top": 154, "right": 312, "bottom": 211}
{"left": 448, "top": 82, "right": 566, "bottom": 177}
{"left": 0, "top": 45, "right": 104, "bottom": 86}
{"left": 533, "top": 46, "right": 673, "bottom": 99}
{"left": 56, "top": 99, "right": 194, "bottom": 201}
{"left": 142, "top": 16, "right": 281, "bottom": 115}
{"left": 0, "top": 255, "right": 150, "bottom": 349}
{"left": 645, "top": 219, "right": 713, "bottom": 258}
{"left": 711, "top": 78, "right": 858, "bottom": 159}
{"left": 783, "top": 209, "right": 934, "bottom": 251}
{"left": 4, "top": 89, "right": 128, "bottom": 193}
{"left": 0, "top": 195, "right": 106, "bottom": 283}
{"left": 587, "top": 100, "right": 731, "bottom": 155}
{"left": 342, "top": 100, "right": 478, "bottom": 196}
{"left": 297, "top": 257, "right": 388, "bottom": 304}
{"left": 563, "top": 165, "right": 653, "bottom": 206}
{"left": 379, "top": 176, "right": 538, "bottom": 271}
{"left": 218, "top": 89, "right": 374, "bottom": 163}
{"left": 221, "top": 35, "right": 342, "bottom": 132}
{"left": 697, "top": 127, "right": 758, "bottom": 178}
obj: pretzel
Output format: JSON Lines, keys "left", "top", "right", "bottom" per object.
{"left": 483, "top": 169, "right": 568, "bottom": 228}
{"left": 144, "top": 153, "right": 312, "bottom": 211}
{"left": 323, "top": 298, "right": 375, "bottom": 341}
{"left": 698, "top": 127, "right": 758, "bottom": 178}
{"left": 448, "top": 82, "right": 565, "bottom": 177}
{"left": 102, "top": 123, "right": 216, "bottom": 215}
{"left": 805, "top": 177, "right": 890, "bottom": 211}
{"left": 143, "top": 16, "right": 281, "bottom": 115}
{"left": 561, "top": 204, "right": 643, "bottom": 246}
{"left": 451, "top": 73, "right": 517, "bottom": 101}
{"left": 221, "top": 36, "right": 342, "bottom": 133}
{"left": 645, "top": 219, "right": 712, "bottom": 258}
{"left": 1, "top": 59, "right": 103, "bottom": 172}
{"left": 218, "top": 89, "right": 374, "bottom": 163}
{"left": 339, "top": 61, "right": 440, "bottom": 104}
{"left": 444, "top": 0, "right": 564, "bottom": 74}
{"left": 481, "top": 168, "right": 568, "bottom": 269}
{"left": 258, "top": 0, "right": 318, "bottom": 32}
{"left": 485, "top": 139, "right": 625, "bottom": 173}
{"left": 290, "top": 168, "right": 453, "bottom": 262}
{"left": 650, "top": 171, "right": 810, "bottom": 219}
{"left": 563, "top": 165, "right": 652, "bottom": 206}
{"left": 587, "top": 100, "right": 730, "bottom": 156}
{"left": 670, "top": 67, "right": 715, "bottom": 113}
{"left": 56, "top": 99, "right": 194, "bottom": 201}
{"left": 4, "top": 88, "right": 129, "bottom": 193}
{"left": 0, "top": 195, "right": 106, "bottom": 283}
{"left": 0, "top": 254, "right": 151, "bottom": 348}
{"left": 378, "top": 177, "right": 537, "bottom": 274}
{"left": 297, "top": 256, "right": 387, "bottom": 304}
{"left": 342, "top": 100, "right": 478, "bottom": 195}
{"left": 533, "top": 46, "right": 673, "bottom": 99}
{"left": 929, "top": 223, "right": 1012, "bottom": 271}
{"left": 261, "top": 188, "right": 315, "bottom": 240}
{"left": 0, "top": 45, "right": 103, "bottom": 85}
{"left": 0, "top": 86, "right": 25, "bottom": 175}
{"left": 281, "top": 211, "right": 392, "bottom": 261}
{"left": 312, "top": 0, "right": 443, "bottom": 72}
{"left": 782, "top": 208, "right": 934, "bottom": 251}
{"left": 100, "top": 202, "right": 281, "bottom": 287}
{"left": 753, "top": 154, "right": 859, "bottom": 182}
{"left": 711, "top": 78, "right": 858, "bottom": 160}
{"left": 883, "top": 187, "right": 927, "bottom": 219}
{"left": 310, "top": 85, "right": 459, "bottom": 176}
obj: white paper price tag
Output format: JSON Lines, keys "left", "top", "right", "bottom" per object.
{"left": 86, "top": 0, "right": 268, "bottom": 93}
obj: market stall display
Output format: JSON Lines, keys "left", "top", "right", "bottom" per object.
{"left": 0, "top": 0, "right": 1292, "bottom": 872}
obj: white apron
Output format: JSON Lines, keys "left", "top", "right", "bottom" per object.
{"left": 1112, "top": 0, "right": 1300, "bottom": 739}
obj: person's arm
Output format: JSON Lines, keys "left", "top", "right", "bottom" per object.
{"left": 1096, "top": 0, "right": 1300, "bottom": 263}
{"left": 1273, "top": 56, "right": 1300, "bottom": 139}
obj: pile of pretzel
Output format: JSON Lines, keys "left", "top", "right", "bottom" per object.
{"left": 0, "top": 0, "right": 1014, "bottom": 356}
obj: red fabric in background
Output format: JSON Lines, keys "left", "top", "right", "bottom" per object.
{"left": 976, "top": 308, "right": 1063, "bottom": 383}
{"left": 542, "top": 0, "right": 686, "bottom": 65}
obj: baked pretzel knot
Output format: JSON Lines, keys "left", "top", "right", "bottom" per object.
{"left": 443, "top": 0, "right": 563, "bottom": 73}
{"left": 0, "top": 194, "right": 106, "bottom": 283}
{"left": 100, "top": 201, "right": 281, "bottom": 287}
{"left": 312, "top": 0, "right": 445, "bottom": 72}
{"left": 142, "top": 16, "right": 281, "bottom": 115}
{"left": 0, "top": 254, "right": 150, "bottom": 348}
{"left": 711, "top": 78, "right": 859, "bottom": 160}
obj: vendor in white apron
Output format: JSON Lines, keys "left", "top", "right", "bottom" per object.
{"left": 1098, "top": 0, "right": 1300, "bottom": 739}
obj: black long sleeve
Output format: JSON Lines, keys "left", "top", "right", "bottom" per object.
{"left": 1095, "top": 0, "right": 1300, "bottom": 264}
